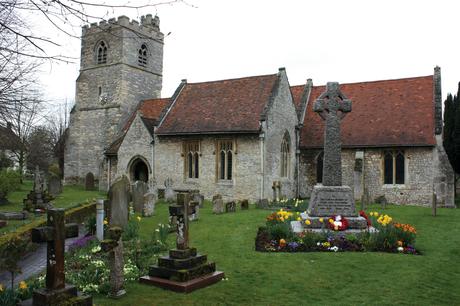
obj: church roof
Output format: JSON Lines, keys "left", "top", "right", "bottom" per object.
{"left": 294, "top": 75, "right": 436, "bottom": 148}
{"left": 105, "top": 98, "right": 170, "bottom": 155}
{"left": 156, "top": 74, "right": 279, "bottom": 135}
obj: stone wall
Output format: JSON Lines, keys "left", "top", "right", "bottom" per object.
{"left": 64, "top": 16, "right": 163, "bottom": 185}
{"left": 262, "top": 69, "right": 298, "bottom": 200}
{"left": 116, "top": 114, "right": 154, "bottom": 184}
{"left": 300, "top": 147, "right": 444, "bottom": 206}
{"left": 154, "top": 135, "right": 261, "bottom": 202}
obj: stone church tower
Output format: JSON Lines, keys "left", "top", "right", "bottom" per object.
{"left": 64, "top": 15, "right": 163, "bottom": 185}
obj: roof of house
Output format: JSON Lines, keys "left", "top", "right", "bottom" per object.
{"left": 156, "top": 74, "right": 279, "bottom": 135}
{"left": 0, "top": 125, "right": 22, "bottom": 151}
{"left": 105, "top": 98, "right": 169, "bottom": 155}
{"left": 295, "top": 75, "right": 436, "bottom": 149}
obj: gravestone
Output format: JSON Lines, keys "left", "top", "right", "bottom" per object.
{"left": 108, "top": 176, "right": 130, "bottom": 228}
{"left": 23, "top": 167, "right": 53, "bottom": 212}
{"left": 140, "top": 193, "right": 224, "bottom": 293}
{"left": 85, "top": 172, "right": 95, "bottom": 191}
{"left": 192, "top": 192, "right": 204, "bottom": 208}
{"left": 188, "top": 201, "right": 199, "bottom": 221}
{"left": 240, "top": 199, "right": 249, "bottom": 210}
{"left": 47, "top": 176, "right": 62, "bottom": 197}
{"left": 143, "top": 191, "right": 156, "bottom": 217}
{"left": 101, "top": 227, "right": 125, "bottom": 299}
{"left": 164, "top": 178, "right": 176, "bottom": 203}
{"left": 0, "top": 211, "right": 28, "bottom": 220}
{"left": 132, "top": 181, "right": 148, "bottom": 213}
{"left": 225, "top": 201, "right": 236, "bottom": 213}
{"left": 256, "top": 198, "right": 269, "bottom": 209}
{"left": 21, "top": 208, "right": 92, "bottom": 305}
{"left": 304, "top": 82, "right": 367, "bottom": 230}
{"left": 212, "top": 195, "right": 224, "bottom": 214}
{"left": 96, "top": 200, "right": 104, "bottom": 241}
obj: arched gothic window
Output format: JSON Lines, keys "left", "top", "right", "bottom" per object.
{"left": 316, "top": 151, "right": 323, "bottom": 184}
{"left": 280, "top": 133, "right": 290, "bottom": 177}
{"left": 217, "top": 140, "right": 234, "bottom": 180}
{"left": 96, "top": 41, "right": 107, "bottom": 64}
{"left": 184, "top": 141, "right": 200, "bottom": 179}
{"left": 138, "top": 44, "right": 148, "bottom": 67}
{"left": 383, "top": 150, "right": 405, "bottom": 184}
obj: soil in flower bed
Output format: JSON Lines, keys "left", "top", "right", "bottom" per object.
{"left": 254, "top": 226, "right": 421, "bottom": 255}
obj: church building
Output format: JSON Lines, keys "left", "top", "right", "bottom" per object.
{"left": 64, "top": 15, "right": 455, "bottom": 207}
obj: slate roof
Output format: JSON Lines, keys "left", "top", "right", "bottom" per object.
{"left": 156, "top": 74, "right": 279, "bottom": 135}
{"left": 0, "top": 125, "right": 22, "bottom": 151}
{"left": 105, "top": 98, "right": 169, "bottom": 155}
{"left": 294, "top": 75, "right": 436, "bottom": 148}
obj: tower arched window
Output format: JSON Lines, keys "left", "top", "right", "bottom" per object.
{"left": 96, "top": 41, "right": 107, "bottom": 64}
{"left": 138, "top": 44, "right": 148, "bottom": 67}
{"left": 280, "top": 132, "right": 290, "bottom": 177}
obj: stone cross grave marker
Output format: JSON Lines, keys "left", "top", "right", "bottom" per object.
{"left": 34, "top": 166, "right": 44, "bottom": 193}
{"left": 313, "top": 82, "right": 351, "bottom": 186}
{"left": 109, "top": 175, "right": 130, "bottom": 228}
{"left": 28, "top": 208, "right": 92, "bottom": 305}
{"left": 101, "top": 226, "right": 125, "bottom": 298}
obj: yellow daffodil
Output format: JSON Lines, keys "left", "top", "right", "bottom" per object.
{"left": 328, "top": 218, "right": 334, "bottom": 224}
{"left": 297, "top": 217, "right": 301, "bottom": 221}
{"left": 103, "top": 219, "right": 108, "bottom": 225}
{"left": 319, "top": 218, "right": 324, "bottom": 223}
{"left": 305, "top": 220, "right": 311, "bottom": 225}
{"left": 0, "top": 284, "right": 3, "bottom": 292}
{"left": 137, "top": 216, "right": 142, "bottom": 222}
{"left": 19, "top": 281, "right": 27, "bottom": 290}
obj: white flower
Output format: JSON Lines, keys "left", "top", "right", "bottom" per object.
{"left": 316, "top": 242, "right": 321, "bottom": 246}
{"left": 397, "top": 247, "right": 404, "bottom": 252}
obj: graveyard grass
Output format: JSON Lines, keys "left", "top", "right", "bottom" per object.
{"left": 0, "top": 181, "right": 105, "bottom": 234}
{"left": 92, "top": 203, "right": 460, "bottom": 306}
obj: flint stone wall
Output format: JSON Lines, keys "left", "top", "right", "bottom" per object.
{"left": 300, "top": 147, "right": 452, "bottom": 207}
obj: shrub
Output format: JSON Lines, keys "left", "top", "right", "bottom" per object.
{"left": 0, "top": 169, "right": 21, "bottom": 199}
{"left": 84, "top": 215, "right": 96, "bottom": 236}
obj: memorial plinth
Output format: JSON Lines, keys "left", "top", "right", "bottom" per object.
{"left": 140, "top": 193, "right": 224, "bottom": 293}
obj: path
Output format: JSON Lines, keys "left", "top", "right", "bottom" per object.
{"left": 0, "top": 225, "right": 87, "bottom": 288}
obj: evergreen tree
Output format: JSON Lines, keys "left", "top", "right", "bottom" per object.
{"left": 443, "top": 82, "right": 460, "bottom": 173}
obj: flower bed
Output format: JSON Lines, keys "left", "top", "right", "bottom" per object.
{"left": 255, "top": 209, "right": 420, "bottom": 254}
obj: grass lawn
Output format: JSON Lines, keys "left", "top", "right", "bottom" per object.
{"left": 92, "top": 203, "right": 460, "bottom": 306}
{"left": 0, "top": 181, "right": 106, "bottom": 234}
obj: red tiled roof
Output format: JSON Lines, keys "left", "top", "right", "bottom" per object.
{"left": 156, "top": 74, "right": 279, "bottom": 135}
{"left": 300, "top": 76, "right": 436, "bottom": 148}
{"left": 290, "top": 85, "right": 304, "bottom": 112}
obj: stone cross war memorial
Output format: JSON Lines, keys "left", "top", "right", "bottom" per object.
{"left": 303, "top": 82, "right": 367, "bottom": 230}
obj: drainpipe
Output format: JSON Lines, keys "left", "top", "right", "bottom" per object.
{"left": 295, "top": 125, "right": 301, "bottom": 198}
{"left": 259, "top": 121, "right": 266, "bottom": 200}
{"left": 107, "top": 157, "right": 111, "bottom": 192}
{"left": 151, "top": 139, "right": 155, "bottom": 189}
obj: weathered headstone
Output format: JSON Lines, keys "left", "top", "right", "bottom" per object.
{"left": 188, "top": 201, "right": 200, "bottom": 221}
{"left": 305, "top": 82, "right": 367, "bottom": 230}
{"left": 240, "top": 199, "right": 249, "bottom": 210}
{"left": 192, "top": 192, "right": 204, "bottom": 208}
{"left": 101, "top": 227, "right": 125, "bottom": 299}
{"left": 432, "top": 192, "right": 437, "bottom": 217}
{"left": 22, "top": 208, "right": 92, "bottom": 305}
{"left": 164, "top": 178, "right": 176, "bottom": 203}
{"left": 143, "top": 191, "right": 156, "bottom": 217}
{"left": 85, "top": 172, "right": 95, "bottom": 191}
{"left": 108, "top": 176, "right": 130, "bottom": 228}
{"left": 23, "top": 167, "right": 53, "bottom": 212}
{"left": 132, "top": 180, "right": 148, "bottom": 213}
{"left": 225, "top": 201, "right": 236, "bottom": 213}
{"left": 140, "top": 193, "right": 224, "bottom": 293}
{"left": 375, "top": 195, "right": 387, "bottom": 209}
{"left": 256, "top": 198, "right": 269, "bottom": 209}
{"left": 212, "top": 195, "right": 224, "bottom": 214}
{"left": 47, "top": 176, "right": 62, "bottom": 197}
{"left": 34, "top": 166, "right": 44, "bottom": 193}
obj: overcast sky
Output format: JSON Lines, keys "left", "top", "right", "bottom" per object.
{"left": 38, "top": 0, "right": 460, "bottom": 107}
